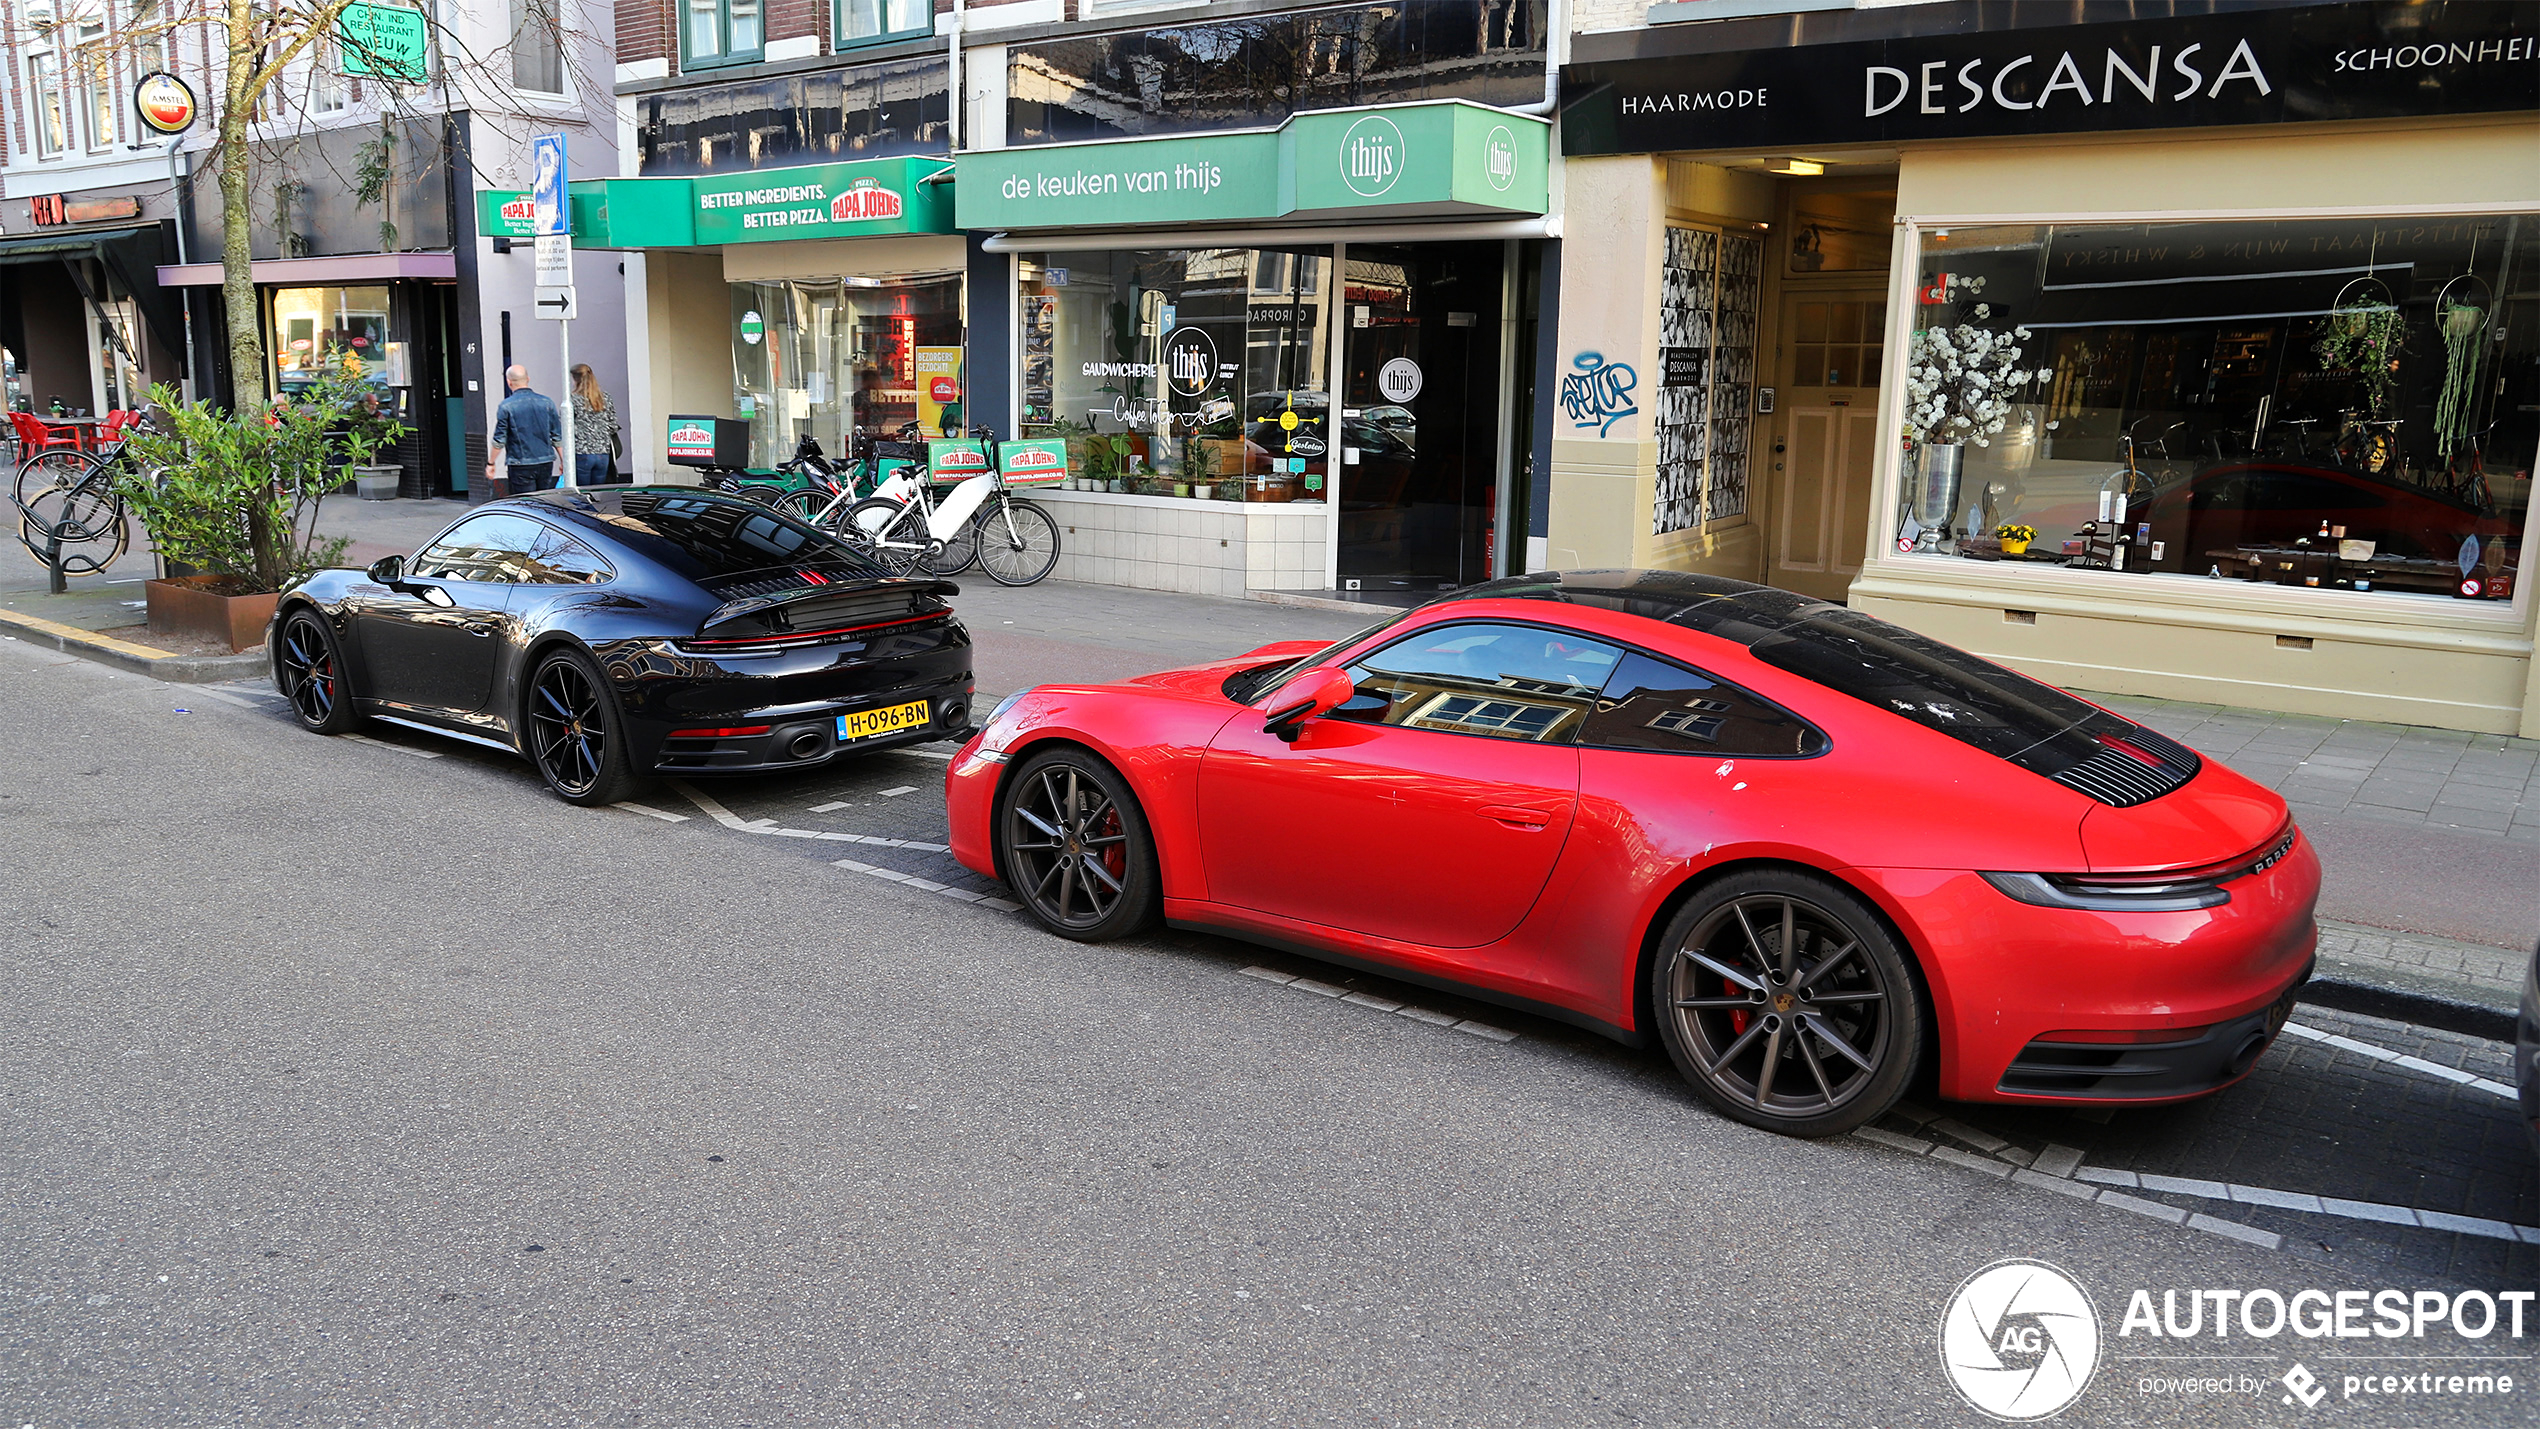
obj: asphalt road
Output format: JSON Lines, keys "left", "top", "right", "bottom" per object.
{"left": 2, "top": 634, "right": 2535, "bottom": 1427}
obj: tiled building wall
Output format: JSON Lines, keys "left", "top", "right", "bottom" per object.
{"left": 1035, "top": 493, "right": 1332, "bottom": 597}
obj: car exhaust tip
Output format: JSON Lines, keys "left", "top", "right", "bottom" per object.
{"left": 788, "top": 731, "right": 826, "bottom": 760}
{"left": 2224, "top": 1029, "right": 2270, "bottom": 1080}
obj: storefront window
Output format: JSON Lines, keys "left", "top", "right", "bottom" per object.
{"left": 269, "top": 286, "right": 393, "bottom": 396}
{"left": 729, "top": 276, "right": 963, "bottom": 470}
{"left": 1018, "top": 248, "right": 1334, "bottom": 502}
{"left": 1899, "top": 215, "right": 2535, "bottom": 603}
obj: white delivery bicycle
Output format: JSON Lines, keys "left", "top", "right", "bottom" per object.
{"left": 843, "top": 432, "right": 1062, "bottom": 586}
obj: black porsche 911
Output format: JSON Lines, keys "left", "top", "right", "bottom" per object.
{"left": 268, "top": 487, "right": 976, "bottom": 804}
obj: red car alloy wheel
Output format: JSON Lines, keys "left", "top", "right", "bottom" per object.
{"left": 1005, "top": 762, "right": 1132, "bottom": 930}
{"left": 1665, "top": 892, "right": 1896, "bottom": 1122}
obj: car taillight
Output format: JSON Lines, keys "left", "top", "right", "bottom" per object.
{"left": 1984, "top": 824, "right": 2298, "bottom": 913}
{"left": 668, "top": 725, "right": 772, "bottom": 738}
{"left": 1980, "top": 869, "right": 2230, "bottom": 913}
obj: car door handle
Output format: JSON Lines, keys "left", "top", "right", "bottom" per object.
{"left": 1480, "top": 804, "right": 1558, "bottom": 830}
{"left": 461, "top": 623, "right": 495, "bottom": 637}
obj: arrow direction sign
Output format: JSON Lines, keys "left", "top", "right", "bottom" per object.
{"left": 534, "top": 286, "right": 578, "bottom": 320}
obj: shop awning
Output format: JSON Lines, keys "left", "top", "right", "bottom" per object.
{"left": 954, "top": 100, "right": 1551, "bottom": 234}
{"left": 152, "top": 251, "right": 459, "bottom": 287}
{"left": 475, "top": 155, "right": 959, "bottom": 251}
{"left": 0, "top": 225, "right": 182, "bottom": 362}
{"left": 0, "top": 226, "right": 154, "bottom": 264}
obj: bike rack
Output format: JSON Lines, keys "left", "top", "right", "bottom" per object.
{"left": 9, "top": 491, "right": 79, "bottom": 594}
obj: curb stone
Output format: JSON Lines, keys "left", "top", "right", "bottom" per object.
{"left": 0, "top": 606, "right": 269, "bottom": 683}
{"left": 2295, "top": 975, "right": 2514, "bottom": 1043}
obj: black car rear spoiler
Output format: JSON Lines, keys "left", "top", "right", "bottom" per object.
{"left": 696, "top": 578, "right": 960, "bottom": 645}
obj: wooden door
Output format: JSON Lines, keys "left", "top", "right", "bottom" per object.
{"left": 1767, "top": 292, "right": 1885, "bottom": 603}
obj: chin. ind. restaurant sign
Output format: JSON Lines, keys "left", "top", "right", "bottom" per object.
{"left": 1560, "top": 0, "right": 2539, "bottom": 155}
{"left": 956, "top": 100, "right": 1548, "bottom": 231}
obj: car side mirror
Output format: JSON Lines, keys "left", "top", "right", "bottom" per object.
{"left": 1259, "top": 666, "right": 1358, "bottom": 744}
{"left": 367, "top": 554, "right": 404, "bottom": 583}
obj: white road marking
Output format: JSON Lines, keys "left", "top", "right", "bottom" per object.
{"left": 810, "top": 800, "right": 850, "bottom": 813}
{"left": 896, "top": 748, "right": 955, "bottom": 761}
{"left": 2279, "top": 1019, "right": 2518, "bottom": 1100}
{"left": 342, "top": 733, "right": 443, "bottom": 759}
{"left": 1237, "top": 966, "right": 1515, "bottom": 1041}
{"left": 672, "top": 780, "right": 949, "bottom": 850}
{"left": 610, "top": 801, "right": 690, "bottom": 822}
{"left": 879, "top": 785, "right": 919, "bottom": 797}
{"left": 1864, "top": 1132, "right": 2540, "bottom": 1249}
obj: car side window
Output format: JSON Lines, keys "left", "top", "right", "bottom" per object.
{"left": 411, "top": 514, "right": 548, "bottom": 584}
{"left": 516, "top": 520, "right": 613, "bottom": 585}
{"left": 1583, "top": 650, "right": 1827, "bottom": 757}
{"left": 412, "top": 515, "right": 610, "bottom": 585}
{"left": 1331, "top": 621, "right": 1624, "bottom": 744}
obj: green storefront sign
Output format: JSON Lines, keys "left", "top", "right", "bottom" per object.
{"left": 955, "top": 101, "right": 1548, "bottom": 231}
{"left": 476, "top": 190, "right": 537, "bottom": 239}
{"left": 336, "top": 2, "right": 431, "bottom": 84}
{"left": 483, "top": 159, "right": 953, "bottom": 251}
{"left": 690, "top": 156, "right": 953, "bottom": 245}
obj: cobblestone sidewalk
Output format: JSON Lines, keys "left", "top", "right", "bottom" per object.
{"left": 2101, "top": 693, "right": 2540, "bottom": 843}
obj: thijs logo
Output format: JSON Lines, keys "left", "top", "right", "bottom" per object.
{"left": 1339, "top": 115, "right": 1407, "bottom": 199}
{"left": 1484, "top": 125, "right": 1517, "bottom": 191}
{"left": 1164, "top": 326, "right": 1219, "bottom": 399}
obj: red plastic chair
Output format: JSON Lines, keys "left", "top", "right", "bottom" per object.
{"left": 9, "top": 410, "right": 83, "bottom": 459}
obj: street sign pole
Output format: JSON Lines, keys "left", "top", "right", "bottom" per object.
{"left": 531, "top": 132, "right": 574, "bottom": 487}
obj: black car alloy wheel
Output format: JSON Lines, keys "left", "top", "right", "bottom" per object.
{"left": 527, "top": 650, "right": 636, "bottom": 805}
{"left": 999, "top": 749, "right": 1159, "bottom": 941}
{"left": 1654, "top": 871, "right": 1920, "bottom": 1137}
{"left": 275, "top": 610, "right": 357, "bottom": 734}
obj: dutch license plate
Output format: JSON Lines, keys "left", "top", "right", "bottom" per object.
{"left": 837, "top": 699, "right": 930, "bottom": 742}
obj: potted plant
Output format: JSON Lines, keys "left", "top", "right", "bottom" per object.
{"left": 1996, "top": 523, "right": 2038, "bottom": 556}
{"left": 114, "top": 375, "right": 403, "bottom": 652}
{"left": 345, "top": 389, "right": 404, "bottom": 500}
{"left": 1904, "top": 284, "right": 2052, "bottom": 544}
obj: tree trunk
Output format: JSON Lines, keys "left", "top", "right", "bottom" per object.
{"left": 220, "top": 0, "right": 264, "bottom": 417}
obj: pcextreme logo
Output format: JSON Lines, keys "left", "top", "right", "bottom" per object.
{"left": 1940, "top": 1259, "right": 2102, "bottom": 1421}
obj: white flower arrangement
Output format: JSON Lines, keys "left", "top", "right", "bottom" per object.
{"left": 1905, "top": 316, "right": 2051, "bottom": 448}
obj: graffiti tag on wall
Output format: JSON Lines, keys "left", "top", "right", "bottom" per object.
{"left": 1560, "top": 351, "right": 1639, "bottom": 437}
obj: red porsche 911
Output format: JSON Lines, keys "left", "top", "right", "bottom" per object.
{"left": 945, "top": 571, "right": 2319, "bottom": 1137}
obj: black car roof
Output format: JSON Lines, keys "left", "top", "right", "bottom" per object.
{"left": 1433, "top": 569, "right": 1842, "bottom": 647}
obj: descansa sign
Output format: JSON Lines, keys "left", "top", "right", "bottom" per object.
{"left": 956, "top": 101, "right": 1548, "bottom": 230}
{"left": 1558, "top": 0, "right": 2539, "bottom": 154}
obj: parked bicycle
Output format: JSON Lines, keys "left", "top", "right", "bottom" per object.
{"left": 778, "top": 423, "right": 928, "bottom": 530}
{"left": 843, "top": 430, "right": 1060, "bottom": 586}
{"left": 10, "top": 413, "right": 156, "bottom": 575}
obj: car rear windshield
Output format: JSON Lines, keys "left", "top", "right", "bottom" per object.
{"left": 1662, "top": 590, "right": 2155, "bottom": 777}
{"left": 588, "top": 491, "right": 885, "bottom": 587}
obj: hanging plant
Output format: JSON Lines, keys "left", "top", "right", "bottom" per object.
{"left": 353, "top": 121, "right": 399, "bottom": 252}
{"left": 2313, "top": 304, "right": 2405, "bottom": 418}
{"left": 2434, "top": 303, "right": 2486, "bottom": 458}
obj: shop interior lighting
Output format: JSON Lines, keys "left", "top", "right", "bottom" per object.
{"left": 1768, "top": 158, "right": 1825, "bottom": 176}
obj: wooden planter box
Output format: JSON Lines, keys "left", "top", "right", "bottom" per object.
{"left": 146, "top": 575, "right": 279, "bottom": 654}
